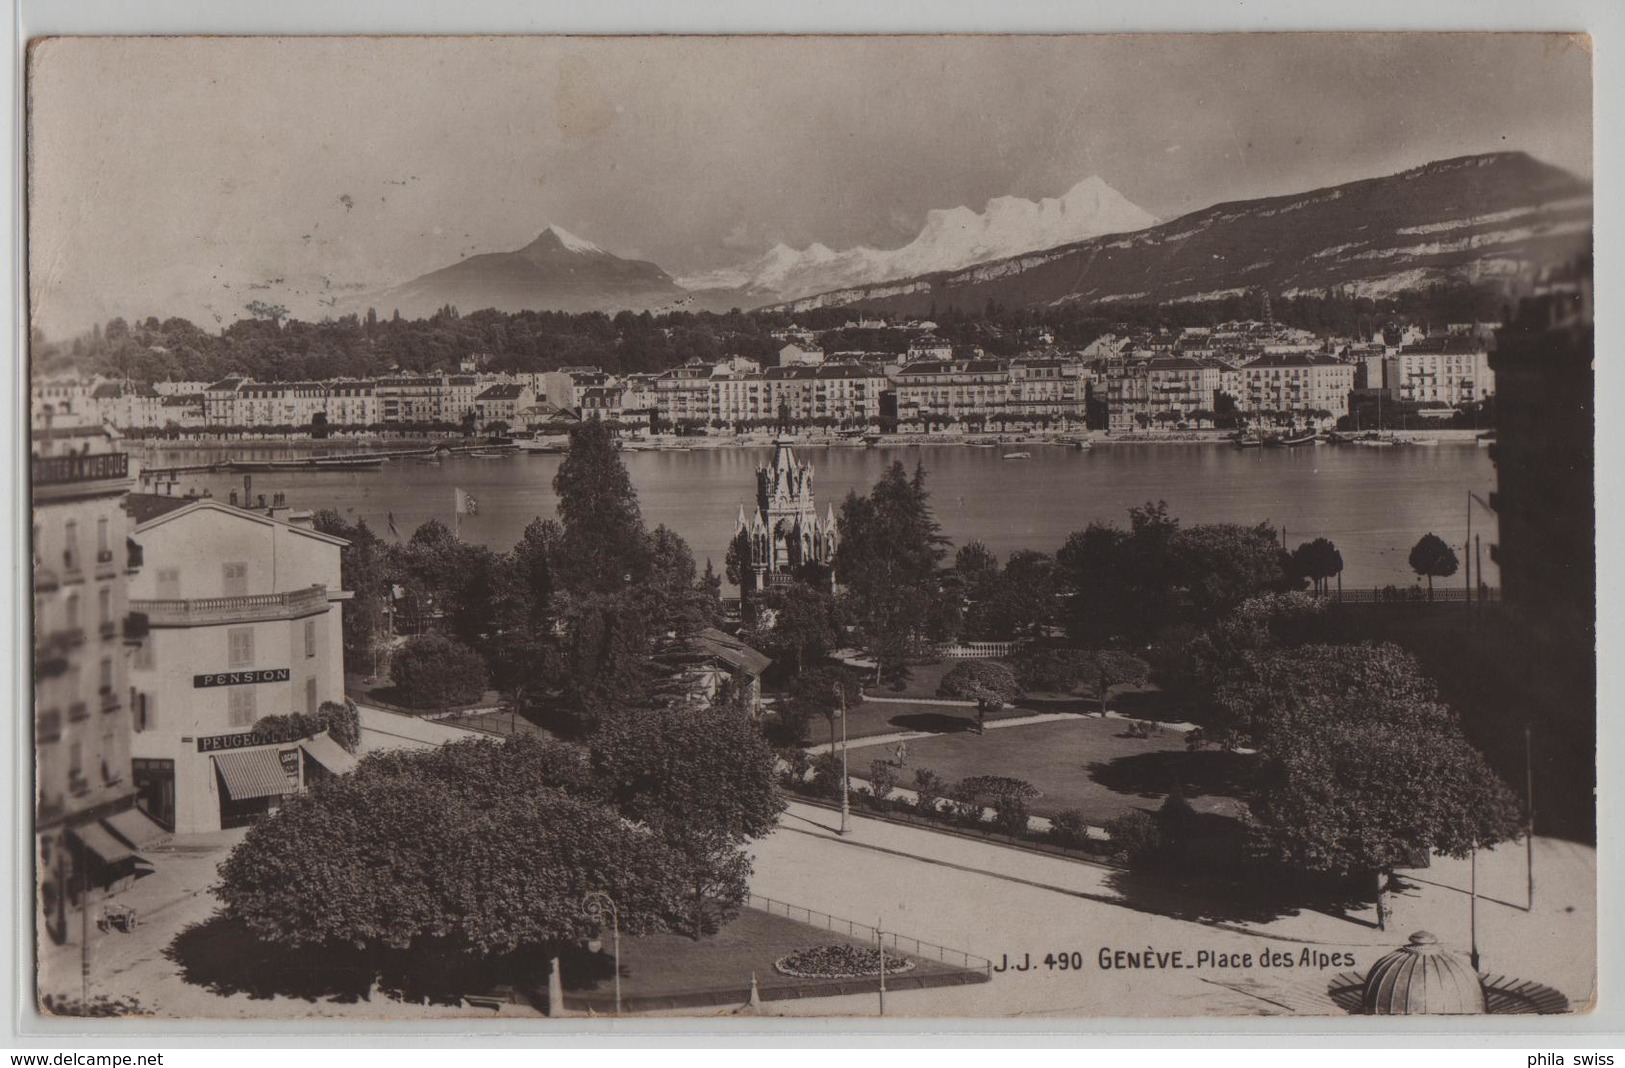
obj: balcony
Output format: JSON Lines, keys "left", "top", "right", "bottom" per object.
{"left": 123, "top": 612, "right": 150, "bottom": 642}
{"left": 36, "top": 709, "right": 62, "bottom": 744}
{"left": 133, "top": 584, "right": 330, "bottom": 627}
{"left": 100, "top": 690, "right": 120, "bottom": 713}
{"left": 67, "top": 701, "right": 89, "bottom": 723}
{"left": 99, "top": 620, "right": 118, "bottom": 641}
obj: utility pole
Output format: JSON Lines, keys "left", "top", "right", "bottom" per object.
{"left": 1526, "top": 724, "right": 1536, "bottom": 910}
{"left": 836, "top": 682, "right": 850, "bottom": 836}
{"left": 1465, "top": 491, "right": 1472, "bottom": 605}
{"left": 877, "top": 919, "right": 886, "bottom": 1017}
{"left": 79, "top": 839, "right": 89, "bottom": 1005}
{"left": 1469, "top": 843, "right": 1481, "bottom": 972}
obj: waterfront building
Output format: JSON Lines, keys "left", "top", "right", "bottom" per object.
{"left": 1239, "top": 351, "right": 1354, "bottom": 422}
{"left": 88, "top": 382, "right": 164, "bottom": 431}
{"left": 653, "top": 365, "right": 712, "bottom": 427}
{"left": 324, "top": 380, "right": 378, "bottom": 428}
{"left": 159, "top": 393, "right": 207, "bottom": 430}
{"left": 778, "top": 342, "right": 825, "bottom": 368}
{"left": 474, "top": 383, "right": 536, "bottom": 429}
{"left": 32, "top": 374, "right": 93, "bottom": 427}
{"left": 123, "top": 496, "right": 352, "bottom": 834}
{"left": 375, "top": 376, "right": 446, "bottom": 425}
{"left": 443, "top": 375, "right": 485, "bottom": 424}
{"left": 891, "top": 358, "right": 1013, "bottom": 429}
{"left": 1008, "top": 358, "right": 1090, "bottom": 423}
{"left": 32, "top": 424, "right": 154, "bottom": 944}
{"left": 906, "top": 335, "right": 954, "bottom": 363}
{"left": 202, "top": 377, "right": 247, "bottom": 426}
{"left": 731, "top": 435, "right": 838, "bottom": 616}
{"left": 1145, "top": 357, "right": 1221, "bottom": 422}
{"left": 1390, "top": 337, "right": 1495, "bottom": 406}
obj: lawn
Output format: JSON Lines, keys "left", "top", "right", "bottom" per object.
{"left": 820, "top": 699, "right": 1038, "bottom": 744}
{"left": 563, "top": 906, "right": 984, "bottom": 1012}
{"left": 846, "top": 717, "right": 1254, "bottom": 826}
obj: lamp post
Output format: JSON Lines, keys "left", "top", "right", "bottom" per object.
{"left": 582, "top": 891, "right": 621, "bottom": 1016}
{"left": 835, "top": 681, "right": 850, "bottom": 836}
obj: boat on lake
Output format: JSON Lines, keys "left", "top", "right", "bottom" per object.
{"left": 1264, "top": 430, "right": 1319, "bottom": 448}
{"left": 1002, "top": 451, "right": 1032, "bottom": 460}
{"left": 228, "top": 455, "right": 385, "bottom": 472}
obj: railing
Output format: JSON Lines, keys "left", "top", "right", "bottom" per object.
{"left": 748, "top": 893, "right": 992, "bottom": 976}
{"left": 936, "top": 640, "right": 1021, "bottom": 659}
{"left": 134, "top": 585, "right": 329, "bottom": 626}
{"left": 32, "top": 452, "right": 129, "bottom": 486}
{"left": 1315, "top": 586, "right": 1500, "bottom": 606}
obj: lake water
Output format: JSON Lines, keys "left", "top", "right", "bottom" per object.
{"left": 136, "top": 441, "right": 1500, "bottom": 589}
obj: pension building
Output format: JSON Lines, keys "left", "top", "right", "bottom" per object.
{"left": 124, "top": 495, "right": 353, "bottom": 833}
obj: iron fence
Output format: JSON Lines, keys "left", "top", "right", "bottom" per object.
{"left": 748, "top": 892, "right": 992, "bottom": 976}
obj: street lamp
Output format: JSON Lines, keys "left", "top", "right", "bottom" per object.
{"left": 835, "top": 681, "right": 850, "bottom": 835}
{"left": 582, "top": 890, "right": 621, "bottom": 1016}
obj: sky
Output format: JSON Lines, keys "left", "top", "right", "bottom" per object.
{"left": 27, "top": 33, "right": 1592, "bottom": 338}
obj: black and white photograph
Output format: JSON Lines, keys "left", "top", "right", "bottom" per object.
{"left": 23, "top": 32, "right": 1595, "bottom": 1023}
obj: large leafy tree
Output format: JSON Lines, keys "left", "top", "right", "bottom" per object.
{"left": 1076, "top": 650, "right": 1150, "bottom": 716}
{"left": 1408, "top": 532, "right": 1460, "bottom": 599}
{"left": 1290, "top": 537, "right": 1345, "bottom": 596}
{"left": 835, "top": 462, "right": 950, "bottom": 678}
{"left": 388, "top": 632, "right": 487, "bottom": 709}
{"left": 311, "top": 511, "right": 391, "bottom": 674}
{"left": 783, "top": 666, "right": 865, "bottom": 754}
{"left": 744, "top": 583, "right": 841, "bottom": 675}
{"left": 215, "top": 737, "right": 698, "bottom": 959}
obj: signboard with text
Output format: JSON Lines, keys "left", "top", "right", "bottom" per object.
{"left": 192, "top": 668, "right": 291, "bottom": 689}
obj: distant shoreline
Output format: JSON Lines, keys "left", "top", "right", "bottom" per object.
{"left": 126, "top": 426, "right": 1489, "bottom": 455}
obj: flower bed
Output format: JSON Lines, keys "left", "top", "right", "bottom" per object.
{"left": 774, "top": 943, "right": 917, "bottom": 980}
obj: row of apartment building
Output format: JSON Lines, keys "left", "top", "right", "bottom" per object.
{"left": 32, "top": 422, "right": 354, "bottom": 944}
{"left": 34, "top": 333, "right": 1494, "bottom": 437}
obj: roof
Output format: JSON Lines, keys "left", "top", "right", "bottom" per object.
{"left": 90, "top": 382, "right": 124, "bottom": 399}
{"left": 477, "top": 384, "right": 527, "bottom": 400}
{"left": 131, "top": 497, "right": 349, "bottom": 546}
{"left": 1146, "top": 357, "right": 1208, "bottom": 371}
{"left": 205, "top": 378, "right": 245, "bottom": 391}
{"left": 687, "top": 627, "right": 772, "bottom": 677}
{"left": 1401, "top": 336, "right": 1488, "bottom": 356}
{"left": 124, "top": 492, "right": 194, "bottom": 524}
{"left": 1245, "top": 352, "right": 1341, "bottom": 370}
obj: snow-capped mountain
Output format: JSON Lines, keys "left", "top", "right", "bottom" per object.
{"left": 679, "top": 176, "right": 1157, "bottom": 304}
{"left": 781, "top": 153, "right": 1593, "bottom": 317}
{"left": 367, "top": 225, "right": 686, "bottom": 317}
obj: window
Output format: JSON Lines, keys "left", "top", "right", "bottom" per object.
{"left": 99, "top": 587, "right": 112, "bottom": 625}
{"left": 64, "top": 592, "right": 80, "bottom": 630}
{"left": 227, "top": 627, "right": 254, "bottom": 668}
{"left": 304, "top": 619, "right": 316, "bottom": 658}
{"left": 134, "top": 637, "right": 154, "bottom": 671}
{"left": 63, "top": 520, "right": 79, "bottom": 571}
{"left": 305, "top": 677, "right": 318, "bottom": 715}
{"left": 99, "top": 657, "right": 112, "bottom": 692}
{"left": 156, "top": 567, "right": 180, "bottom": 599}
{"left": 68, "top": 740, "right": 83, "bottom": 780}
{"left": 97, "top": 517, "right": 110, "bottom": 556}
{"left": 228, "top": 687, "right": 256, "bottom": 727}
{"left": 222, "top": 562, "right": 248, "bottom": 597}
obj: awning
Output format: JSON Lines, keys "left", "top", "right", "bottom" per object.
{"left": 214, "top": 748, "right": 296, "bottom": 801}
{"left": 301, "top": 732, "right": 358, "bottom": 776}
{"left": 103, "top": 807, "right": 168, "bottom": 850}
{"left": 70, "top": 822, "right": 137, "bottom": 867}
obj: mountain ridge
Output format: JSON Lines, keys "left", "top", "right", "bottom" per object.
{"left": 776, "top": 152, "right": 1592, "bottom": 315}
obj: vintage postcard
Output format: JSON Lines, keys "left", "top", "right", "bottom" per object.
{"left": 25, "top": 33, "right": 1594, "bottom": 1022}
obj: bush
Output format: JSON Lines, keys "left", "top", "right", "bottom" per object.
{"left": 40, "top": 993, "right": 148, "bottom": 1017}
{"left": 938, "top": 660, "right": 1024, "bottom": 706}
{"left": 868, "top": 760, "right": 897, "bottom": 802}
{"left": 1049, "top": 808, "right": 1092, "bottom": 847}
{"left": 1013, "top": 648, "right": 1089, "bottom": 693}
{"left": 912, "top": 768, "right": 945, "bottom": 816}
{"left": 1103, "top": 809, "right": 1163, "bottom": 867}
{"left": 956, "top": 775, "right": 1041, "bottom": 835}
{"left": 809, "top": 752, "right": 847, "bottom": 799}
{"left": 389, "top": 633, "right": 488, "bottom": 709}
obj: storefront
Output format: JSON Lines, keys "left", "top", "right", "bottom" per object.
{"left": 132, "top": 727, "right": 358, "bottom": 833}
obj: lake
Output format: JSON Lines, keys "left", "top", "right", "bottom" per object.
{"left": 135, "top": 441, "right": 1500, "bottom": 589}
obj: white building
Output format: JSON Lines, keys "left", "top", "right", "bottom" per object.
{"left": 124, "top": 497, "right": 353, "bottom": 834}
{"left": 1390, "top": 337, "right": 1495, "bottom": 405}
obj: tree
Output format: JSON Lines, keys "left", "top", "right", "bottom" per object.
{"left": 311, "top": 511, "right": 391, "bottom": 674}
{"left": 1011, "top": 647, "right": 1090, "bottom": 694}
{"left": 1175, "top": 522, "right": 1287, "bottom": 620}
{"left": 835, "top": 462, "right": 950, "bottom": 679}
{"left": 1252, "top": 713, "right": 1521, "bottom": 930}
{"left": 938, "top": 660, "right": 1022, "bottom": 729}
{"left": 215, "top": 737, "right": 702, "bottom": 960}
{"left": 745, "top": 584, "right": 840, "bottom": 674}
{"left": 388, "top": 633, "right": 487, "bottom": 709}
{"left": 1290, "top": 537, "right": 1345, "bottom": 596}
{"left": 1076, "top": 650, "right": 1150, "bottom": 716}
{"left": 784, "top": 666, "right": 865, "bottom": 755}
{"left": 589, "top": 700, "right": 784, "bottom": 938}
{"left": 1409, "top": 532, "right": 1459, "bottom": 599}
{"left": 553, "top": 419, "right": 651, "bottom": 594}
{"left": 955, "top": 775, "right": 1040, "bottom": 835}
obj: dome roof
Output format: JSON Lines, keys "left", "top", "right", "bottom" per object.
{"left": 1362, "top": 931, "right": 1486, "bottom": 1015}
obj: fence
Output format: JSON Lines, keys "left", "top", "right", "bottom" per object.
{"left": 935, "top": 640, "right": 1022, "bottom": 660}
{"left": 1316, "top": 586, "right": 1501, "bottom": 606}
{"left": 748, "top": 892, "right": 992, "bottom": 976}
